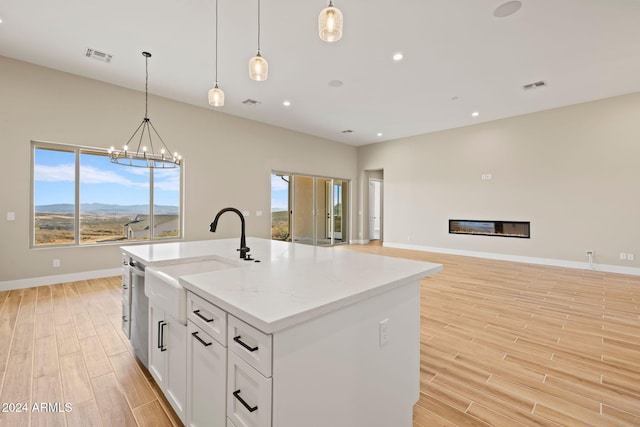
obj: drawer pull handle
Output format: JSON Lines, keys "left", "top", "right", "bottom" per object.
{"left": 191, "top": 331, "right": 212, "bottom": 347}
{"left": 233, "top": 389, "right": 258, "bottom": 413}
{"left": 233, "top": 336, "right": 258, "bottom": 352}
{"left": 122, "top": 315, "right": 128, "bottom": 322}
{"left": 193, "top": 309, "right": 214, "bottom": 323}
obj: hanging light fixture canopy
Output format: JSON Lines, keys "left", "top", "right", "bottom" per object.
{"left": 208, "top": 0, "right": 225, "bottom": 107}
{"left": 110, "top": 52, "right": 181, "bottom": 168}
{"left": 318, "top": 0, "right": 343, "bottom": 42}
{"left": 249, "top": 0, "right": 268, "bottom": 81}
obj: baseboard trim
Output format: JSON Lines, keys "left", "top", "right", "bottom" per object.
{"left": 383, "top": 242, "right": 640, "bottom": 276}
{"left": 349, "top": 239, "right": 370, "bottom": 245}
{"left": 0, "top": 268, "right": 122, "bottom": 291}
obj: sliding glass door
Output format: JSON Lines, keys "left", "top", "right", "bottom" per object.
{"left": 271, "top": 172, "right": 348, "bottom": 246}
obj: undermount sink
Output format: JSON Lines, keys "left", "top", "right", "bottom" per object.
{"left": 145, "top": 258, "right": 240, "bottom": 324}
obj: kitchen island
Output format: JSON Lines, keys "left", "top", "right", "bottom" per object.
{"left": 121, "top": 238, "right": 442, "bottom": 427}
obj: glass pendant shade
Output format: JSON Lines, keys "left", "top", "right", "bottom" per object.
{"left": 249, "top": 52, "right": 268, "bottom": 81}
{"left": 208, "top": 83, "right": 224, "bottom": 107}
{"left": 318, "top": 2, "right": 343, "bottom": 42}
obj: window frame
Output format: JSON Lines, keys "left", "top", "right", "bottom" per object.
{"left": 30, "top": 140, "right": 184, "bottom": 248}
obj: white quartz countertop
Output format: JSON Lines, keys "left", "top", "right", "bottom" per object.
{"left": 122, "top": 238, "right": 442, "bottom": 333}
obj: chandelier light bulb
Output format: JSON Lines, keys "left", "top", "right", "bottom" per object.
{"left": 319, "top": 1, "right": 343, "bottom": 42}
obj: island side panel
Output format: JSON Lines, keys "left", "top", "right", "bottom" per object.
{"left": 272, "top": 280, "right": 421, "bottom": 427}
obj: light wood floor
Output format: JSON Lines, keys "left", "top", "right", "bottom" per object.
{"left": 342, "top": 243, "right": 640, "bottom": 427}
{"left": 1, "top": 244, "right": 638, "bottom": 426}
{"left": 0, "top": 276, "right": 182, "bottom": 427}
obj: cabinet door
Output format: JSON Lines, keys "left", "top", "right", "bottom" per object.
{"left": 227, "top": 351, "right": 272, "bottom": 427}
{"left": 148, "top": 303, "right": 166, "bottom": 387}
{"left": 187, "top": 321, "right": 226, "bottom": 427}
{"left": 165, "top": 316, "right": 187, "bottom": 424}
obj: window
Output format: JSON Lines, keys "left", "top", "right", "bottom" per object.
{"left": 32, "top": 142, "right": 182, "bottom": 247}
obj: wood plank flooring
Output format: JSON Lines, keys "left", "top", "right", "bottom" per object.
{"left": 1, "top": 243, "right": 638, "bottom": 426}
{"left": 0, "top": 277, "right": 182, "bottom": 427}
{"left": 341, "top": 243, "right": 640, "bottom": 427}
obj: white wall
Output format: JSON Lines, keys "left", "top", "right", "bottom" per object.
{"left": 358, "top": 93, "right": 640, "bottom": 272}
{"left": 0, "top": 56, "right": 357, "bottom": 284}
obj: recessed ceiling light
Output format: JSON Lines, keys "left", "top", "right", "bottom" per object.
{"left": 392, "top": 52, "right": 404, "bottom": 61}
{"left": 377, "top": 132, "right": 383, "bottom": 137}
{"left": 471, "top": 111, "right": 480, "bottom": 117}
{"left": 494, "top": 1, "right": 522, "bottom": 18}
{"left": 283, "top": 100, "right": 291, "bottom": 107}
{"left": 328, "top": 80, "right": 343, "bottom": 88}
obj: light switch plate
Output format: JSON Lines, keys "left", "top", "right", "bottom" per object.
{"left": 7, "top": 212, "right": 15, "bottom": 221}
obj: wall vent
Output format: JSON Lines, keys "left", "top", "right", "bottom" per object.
{"left": 523, "top": 80, "right": 546, "bottom": 90}
{"left": 242, "top": 99, "right": 261, "bottom": 105}
{"left": 85, "top": 48, "right": 112, "bottom": 63}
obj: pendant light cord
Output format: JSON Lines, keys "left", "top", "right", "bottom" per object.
{"left": 144, "top": 54, "right": 149, "bottom": 119}
{"left": 257, "top": 0, "right": 261, "bottom": 52}
{"left": 215, "top": 0, "right": 219, "bottom": 82}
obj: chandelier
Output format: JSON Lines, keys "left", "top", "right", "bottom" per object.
{"left": 109, "top": 52, "right": 181, "bottom": 168}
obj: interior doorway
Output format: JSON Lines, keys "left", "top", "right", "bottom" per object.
{"left": 368, "top": 178, "right": 383, "bottom": 241}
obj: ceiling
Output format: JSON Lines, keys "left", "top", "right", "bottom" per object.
{"left": 1, "top": 0, "right": 640, "bottom": 146}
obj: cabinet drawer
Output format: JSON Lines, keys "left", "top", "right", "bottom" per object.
{"left": 187, "top": 292, "right": 227, "bottom": 346}
{"left": 121, "top": 300, "right": 131, "bottom": 339}
{"left": 187, "top": 321, "right": 226, "bottom": 427}
{"left": 228, "top": 315, "right": 272, "bottom": 377}
{"left": 122, "top": 269, "right": 131, "bottom": 301}
{"left": 227, "top": 351, "right": 272, "bottom": 427}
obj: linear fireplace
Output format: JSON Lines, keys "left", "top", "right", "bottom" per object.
{"left": 449, "top": 220, "right": 530, "bottom": 238}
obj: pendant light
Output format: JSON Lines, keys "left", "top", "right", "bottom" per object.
{"left": 318, "top": 0, "right": 343, "bottom": 42}
{"left": 208, "top": 0, "right": 224, "bottom": 106}
{"left": 109, "top": 52, "right": 181, "bottom": 168}
{"left": 248, "top": 0, "right": 268, "bottom": 81}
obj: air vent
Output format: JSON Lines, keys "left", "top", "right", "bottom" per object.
{"left": 85, "top": 48, "right": 113, "bottom": 63}
{"left": 341, "top": 129, "right": 354, "bottom": 134}
{"left": 242, "top": 99, "right": 261, "bottom": 105}
{"left": 523, "top": 80, "right": 547, "bottom": 90}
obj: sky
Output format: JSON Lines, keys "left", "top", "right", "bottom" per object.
{"left": 271, "top": 174, "right": 289, "bottom": 212}
{"left": 34, "top": 148, "right": 180, "bottom": 206}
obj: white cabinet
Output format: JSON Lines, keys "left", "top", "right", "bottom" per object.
{"left": 228, "top": 316, "right": 272, "bottom": 377}
{"left": 187, "top": 321, "right": 227, "bottom": 427}
{"left": 148, "top": 303, "right": 187, "bottom": 424}
{"left": 227, "top": 351, "right": 272, "bottom": 427}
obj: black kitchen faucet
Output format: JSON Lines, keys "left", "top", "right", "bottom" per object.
{"left": 210, "top": 207, "right": 251, "bottom": 260}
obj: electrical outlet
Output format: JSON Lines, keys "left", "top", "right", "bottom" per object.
{"left": 620, "top": 252, "right": 627, "bottom": 260}
{"left": 627, "top": 253, "right": 635, "bottom": 261}
{"left": 481, "top": 173, "right": 493, "bottom": 180}
{"left": 53, "top": 259, "right": 61, "bottom": 268}
{"left": 379, "top": 318, "right": 389, "bottom": 347}
{"left": 585, "top": 250, "right": 594, "bottom": 257}
{"left": 6, "top": 212, "right": 15, "bottom": 221}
